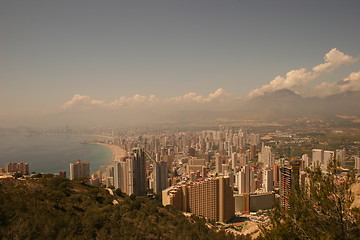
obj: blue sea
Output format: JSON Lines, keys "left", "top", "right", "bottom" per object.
{"left": 0, "top": 135, "right": 113, "bottom": 175}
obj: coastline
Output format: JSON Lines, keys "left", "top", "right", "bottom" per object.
{"left": 94, "top": 143, "right": 127, "bottom": 164}
{"left": 0, "top": 135, "right": 118, "bottom": 174}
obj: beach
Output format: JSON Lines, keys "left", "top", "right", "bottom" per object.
{"left": 95, "top": 143, "right": 127, "bottom": 163}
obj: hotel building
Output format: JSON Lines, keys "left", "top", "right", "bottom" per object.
{"left": 69, "top": 160, "right": 90, "bottom": 180}
{"left": 162, "top": 177, "right": 234, "bottom": 222}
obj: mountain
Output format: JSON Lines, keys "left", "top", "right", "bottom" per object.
{"left": 240, "top": 89, "right": 304, "bottom": 120}
{"left": 235, "top": 89, "right": 360, "bottom": 121}
{"left": 154, "top": 89, "right": 360, "bottom": 126}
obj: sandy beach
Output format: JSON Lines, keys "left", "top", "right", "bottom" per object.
{"left": 95, "top": 143, "right": 127, "bottom": 162}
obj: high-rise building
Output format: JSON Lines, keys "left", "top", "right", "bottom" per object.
{"left": 126, "top": 157, "right": 135, "bottom": 195}
{"left": 116, "top": 148, "right": 147, "bottom": 196}
{"left": 237, "top": 165, "right": 255, "bottom": 194}
{"left": 237, "top": 170, "right": 246, "bottom": 193}
{"left": 162, "top": 177, "right": 234, "bottom": 222}
{"left": 105, "top": 165, "right": 114, "bottom": 188}
{"left": 250, "top": 144, "right": 257, "bottom": 161}
{"left": 231, "top": 152, "right": 237, "bottom": 171}
{"left": 249, "top": 133, "right": 260, "bottom": 146}
{"left": 105, "top": 177, "right": 114, "bottom": 187}
{"left": 69, "top": 160, "right": 90, "bottom": 180}
{"left": 354, "top": 156, "right": 360, "bottom": 171}
{"left": 132, "top": 148, "right": 147, "bottom": 196}
{"left": 106, "top": 165, "right": 114, "bottom": 179}
{"left": 261, "top": 145, "right": 272, "bottom": 167}
{"left": 336, "top": 149, "right": 346, "bottom": 167}
{"left": 154, "top": 161, "right": 168, "bottom": 194}
{"left": 119, "top": 160, "right": 128, "bottom": 192}
{"left": 215, "top": 154, "right": 223, "bottom": 174}
{"left": 114, "top": 162, "right": 122, "bottom": 190}
{"left": 4, "top": 162, "right": 29, "bottom": 175}
{"left": 312, "top": 149, "right": 324, "bottom": 167}
{"left": 323, "top": 151, "right": 334, "bottom": 171}
{"left": 273, "top": 164, "right": 280, "bottom": 188}
{"left": 302, "top": 154, "right": 310, "bottom": 169}
{"left": 280, "top": 161, "right": 300, "bottom": 209}
{"left": 263, "top": 169, "right": 273, "bottom": 192}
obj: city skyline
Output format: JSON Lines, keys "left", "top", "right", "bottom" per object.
{"left": 2, "top": 0, "right": 360, "bottom": 127}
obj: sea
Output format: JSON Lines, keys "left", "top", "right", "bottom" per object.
{"left": 0, "top": 135, "right": 113, "bottom": 175}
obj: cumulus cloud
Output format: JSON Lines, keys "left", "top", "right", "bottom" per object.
{"left": 248, "top": 68, "right": 317, "bottom": 98}
{"left": 109, "top": 94, "right": 159, "bottom": 108}
{"left": 61, "top": 94, "right": 104, "bottom": 110}
{"left": 170, "top": 88, "right": 228, "bottom": 103}
{"left": 61, "top": 88, "right": 230, "bottom": 111}
{"left": 248, "top": 48, "right": 358, "bottom": 98}
{"left": 312, "top": 48, "right": 357, "bottom": 72}
{"left": 314, "top": 71, "right": 360, "bottom": 97}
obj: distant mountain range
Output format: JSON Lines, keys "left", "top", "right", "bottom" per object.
{"left": 244, "top": 89, "right": 360, "bottom": 120}
{"left": 164, "top": 89, "right": 360, "bottom": 125}
{"left": 6, "top": 89, "right": 360, "bottom": 128}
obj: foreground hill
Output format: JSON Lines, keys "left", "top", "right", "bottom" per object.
{"left": 0, "top": 177, "right": 247, "bottom": 240}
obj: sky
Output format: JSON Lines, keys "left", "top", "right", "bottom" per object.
{"left": 1, "top": 0, "right": 360, "bottom": 127}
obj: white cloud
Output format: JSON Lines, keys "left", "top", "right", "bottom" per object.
{"left": 248, "top": 68, "right": 317, "bottom": 98}
{"left": 61, "top": 94, "right": 104, "bottom": 110}
{"left": 170, "top": 88, "right": 228, "bottom": 103}
{"left": 312, "top": 48, "right": 357, "bottom": 72}
{"left": 61, "top": 88, "right": 230, "bottom": 110}
{"left": 248, "top": 48, "right": 358, "bottom": 98}
{"left": 314, "top": 71, "right": 360, "bottom": 97}
{"left": 109, "top": 94, "right": 159, "bottom": 108}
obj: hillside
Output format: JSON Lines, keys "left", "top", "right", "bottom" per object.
{"left": 0, "top": 177, "right": 247, "bottom": 240}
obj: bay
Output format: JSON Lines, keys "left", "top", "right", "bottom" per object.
{"left": 0, "top": 135, "right": 112, "bottom": 175}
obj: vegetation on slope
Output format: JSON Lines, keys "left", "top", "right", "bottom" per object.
{"left": 0, "top": 177, "right": 247, "bottom": 240}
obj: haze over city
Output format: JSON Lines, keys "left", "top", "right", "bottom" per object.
{"left": 1, "top": 0, "right": 360, "bottom": 128}
{"left": 2, "top": 2, "right": 360, "bottom": 239}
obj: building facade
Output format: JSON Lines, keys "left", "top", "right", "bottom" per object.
{"left": 280, "top": 161, "right": 300, "bottom": 209}
{"left": 69, "top": 160, "right": 90, "bottom": 180}
{"left": 162, "top": 177, "right": 235, "bottom": 222}
{"left": 154, "top": 161, "right": 168, "bottom": 194}
{"left": 4, "top": 162, "right": 29, "bottom": 175}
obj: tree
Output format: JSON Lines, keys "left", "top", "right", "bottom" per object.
{"left": 259, "top": 160, "right": 360, "bottom": 239}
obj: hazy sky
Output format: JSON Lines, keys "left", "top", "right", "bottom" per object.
{"left": 1, "top": 0, "right": 360, "bottom": 127}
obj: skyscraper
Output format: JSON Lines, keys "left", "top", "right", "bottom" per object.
{"left": 115, "top": 148, "right": 147, "bottom": 196}
{"left": 302, "top": 154, "right": 310, "bottom": 169}
{"left": 261, "top": 145, "right": 272, "bottom": 167}
{"left": 105, "top": 165, "right": 114, "bottom": 187}
{"left": 323, "top": 151, "right": 334, "bottom": 171}
{"left": 114, "top": 162, "right": 121, "bottom": 190}
{"left": 312, "top": 149, "right": 324, "bottom": 167}
{"left": 237, "top": 165, "right": 255, "bottom": 194}
{"left": 237, "top": 170, "right": 246, "bottom": 194}
{"left": 354, "top": 156, "right": 360, "bottom": 171}
{"left": 231, "top": 152, "right": 237, "bottom": 171}
{"left": 69, "top": 160, "right": 90, "bottom": 180}
{"left": 132, "top": 148, "right": 147, "bottom": 196}
{"left": 336, "top": 149, "right": 346, "bottom": 167}
{"left": 215, "top": 154, "right": 223, "bottom": 174}
{"left": 154, "top": 161, "right": 168, "bottom": 194}
{"left": 280, "top": 161, "right": 300, "bottom": 209}
{"left": 263, "top": 169, "right": 273, "bottom": 192}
